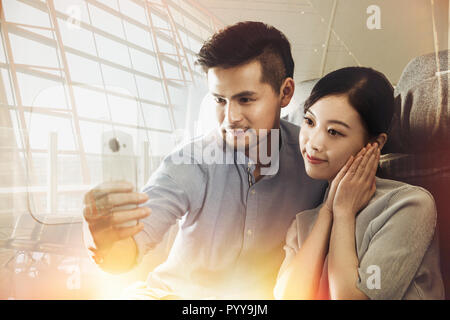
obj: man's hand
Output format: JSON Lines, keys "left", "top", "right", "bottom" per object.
{"left": 83, "top": 181, "right": 151, "bottom": 256}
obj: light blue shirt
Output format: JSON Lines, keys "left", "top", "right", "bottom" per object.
{"left": 134, "top": 119, "right": 328, "bottom": 299}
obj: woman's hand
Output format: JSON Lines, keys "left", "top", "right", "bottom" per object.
{"left": 324, "top": 144, "right": 368, "bottom": 215}
{"left": 332, "top": 143, "right": 380, "bottom": 219}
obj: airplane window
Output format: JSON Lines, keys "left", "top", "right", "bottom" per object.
{"left": 0, "top": 0, "right": 217, "bottom": 223}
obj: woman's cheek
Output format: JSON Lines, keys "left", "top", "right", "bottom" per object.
{"left": 329, "top": 152, "right": 348, "bottom": 174}
{"left": 298, "top": 130, "right": 307, "bottom": 149}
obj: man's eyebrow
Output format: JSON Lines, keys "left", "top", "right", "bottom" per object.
{"left": 211, "top": 91, "right": 257, "bottom": 99}
{"left": 306, "top": 109, "right": 351, "bottom": 129}
{"left": 232, "top": 91, "right": 257, "bottom": 99}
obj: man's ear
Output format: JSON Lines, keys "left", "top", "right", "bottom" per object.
{"left": 372, "top": 133, "right": 388, "bottom": 151}
{"left": 280, "top": 78, "right": 295, "bottom": 108}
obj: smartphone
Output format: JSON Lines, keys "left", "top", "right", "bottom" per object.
{"left": 102, "top": 130, "right": 138, "bottom": 228}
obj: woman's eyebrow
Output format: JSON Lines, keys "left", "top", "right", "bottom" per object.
{"left": 328, "top": 120, "right": 351, "bottom": 129}
{"left": 306, "top": 109, "right": 351, "bottom": 129}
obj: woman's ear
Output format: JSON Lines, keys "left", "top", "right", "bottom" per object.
{"left": 280, "top": 78, "right": 295, "bottom": 108}
{"left": 372, "top": 133, "right": 388, "bottom": 150}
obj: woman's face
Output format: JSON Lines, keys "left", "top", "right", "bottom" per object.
{"left": 299, "top": 94, "right": 369, "bottom": 181}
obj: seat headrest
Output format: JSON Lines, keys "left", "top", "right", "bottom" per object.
{"left": 282, "top": 79, "right": 318, "bottom": 126}
{"left": 384, "top": 50, "right": 449, "bottom": 154}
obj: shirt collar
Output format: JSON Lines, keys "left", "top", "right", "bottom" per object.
{"left": 235, "top": 121, "right": 288, "bottom": 179}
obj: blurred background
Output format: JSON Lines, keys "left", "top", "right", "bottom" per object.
{"left": 0, "top": 0, "right": 448, "bottom": 299}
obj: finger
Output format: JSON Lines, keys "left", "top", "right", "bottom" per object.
{"left": 370, "top": 179, "right": 377, "bottom": 194}
{"left": 328, "top": 155, "right": 354, "bottom": 196}
{"left": 362, "top": 147, "right": 380, "bottom": 181}
{"left": 95, "top": 192, "right": 149, "bottom": 214}
{"left": 336, "top": 155, "right": 355, "bottom": 180}
{"left": 83, "top": 204, "right": 98, "bottom": 220}
{"left": 355, "top": 144, "right": 377, "bottom": 179}
{"left": 113, "top": 222, "right": 145, "bottom": 240}
{"left": 347, "top": 154, "right": 364, "bottom": 177}
{"left": 87, "top": 214, "right": 113, "bottom": 232}
{"left": 346, "top": 143, "right": 371, "bottom": 177}
{"left": 83, "top": 181, "right": 134, "bottom": 205}
{"left": 110, "top": 207, "right": 151, "bottom": 225}
{"left": 355, "top": 145, "right": 368, "bottom": 158}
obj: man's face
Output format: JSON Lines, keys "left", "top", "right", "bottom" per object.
{"left": 207, "top": 60, "right": 284, "bottom": 150}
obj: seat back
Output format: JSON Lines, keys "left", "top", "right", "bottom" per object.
{"left": 380, "top": 50, "right": 450, "bottom": 299}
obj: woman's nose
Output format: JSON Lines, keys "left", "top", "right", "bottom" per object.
{"left": 310, "top": 142, "right": 323, "bottom": 152}
{"left": 308, "top": 130, "right": 325, "bottom": 152}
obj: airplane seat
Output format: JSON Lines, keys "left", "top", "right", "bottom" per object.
{"left": 282, "top": 78, "right": 318, "bottom": 125}
{"left": 379, "top": 49, "right": 450, "bottom": 299}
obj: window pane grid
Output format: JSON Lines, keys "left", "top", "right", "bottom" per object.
{"left": 1, "top": 0, "right": 222, "bottom": 218}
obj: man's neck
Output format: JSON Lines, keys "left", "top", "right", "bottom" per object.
{"left": 249, "top": 124, "right": 283, "bottom": 182}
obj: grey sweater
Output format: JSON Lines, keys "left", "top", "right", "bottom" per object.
{"left": 278, "top": 177, "right": 445, "bottom": 300}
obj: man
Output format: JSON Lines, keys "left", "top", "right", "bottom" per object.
{"left": 83, "top": 21, "right": 327, "bottom": 299}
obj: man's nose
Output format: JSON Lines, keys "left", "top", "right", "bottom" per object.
{"left": 225, "top": 101, "right": 243, "bottom": 124}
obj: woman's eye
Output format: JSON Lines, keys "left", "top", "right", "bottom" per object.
{"left": 303, "top": 117, "right": 314, "bottom": 126}
{"left": 328, "top": 129, "right": 341, "bottom": 136}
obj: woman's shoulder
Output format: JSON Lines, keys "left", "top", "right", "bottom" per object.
{"left": 373, "top": 177, "right": 436, "bottom": 209}
{"left": 362, "top": 177, "right": 437, "bottom": 229}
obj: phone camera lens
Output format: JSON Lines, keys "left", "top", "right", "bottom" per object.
{"left": 109, "top": 138, "right": 120, "bottom": 152}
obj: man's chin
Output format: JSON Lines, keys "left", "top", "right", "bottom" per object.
{"left": 223, "top": 138, "right": 250, "bottom": 151}
{"left": 222, "top": 130, "right": 260, "bottom": 148}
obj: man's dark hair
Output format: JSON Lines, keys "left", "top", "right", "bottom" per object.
{"left": 304, "top": 67, "right": 395, "bottom": 138}
{"left": 196, "top": 21, "right": 294, "bottom": 93}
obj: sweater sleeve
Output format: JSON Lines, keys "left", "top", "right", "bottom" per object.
{"left": 276, "top": 218, "right": 299, "bottom": 281}
{"left": 355, "top": 187, "right": 438, "bottom": 300}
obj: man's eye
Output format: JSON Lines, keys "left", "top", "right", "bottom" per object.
{"left": 240, "top": 97, "right": 252, "bottom": 103}
{"left": 214, "top": 97, "right": 226, "bottom": 104}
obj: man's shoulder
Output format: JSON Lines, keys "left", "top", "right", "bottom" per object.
{"left": 280, "top": 119, "right": 301, "bottom": 145}
{"left": 164, "top": 130, "right": 220, "bottom": 163}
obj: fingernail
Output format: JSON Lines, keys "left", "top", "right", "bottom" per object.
{"left": 139, "top": 193, "right": 149, "bottom": 200}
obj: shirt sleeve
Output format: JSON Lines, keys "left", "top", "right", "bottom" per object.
{"left": 355, "top": 187, "right": 438, "bottom": 300}
{"left": 134, "top": 149, "right": 207, "bottom": 264}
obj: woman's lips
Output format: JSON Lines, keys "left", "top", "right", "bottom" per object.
{"left": 306, "top": 153, "right": 326, "bottom": 164}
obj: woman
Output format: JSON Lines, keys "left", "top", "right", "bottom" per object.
{"left": 274, "top": 67, "right": 444, "bottom": 300}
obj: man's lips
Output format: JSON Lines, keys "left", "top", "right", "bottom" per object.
{"left": 223, "top": 128, "right": 249, "bottom": 137}
{"left": 305, "top": 152, "right": 326, "bottom": 164}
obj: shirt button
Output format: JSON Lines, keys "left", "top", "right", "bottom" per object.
{"left": 247, "top": 229, "right": 252, "bottom": 236}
